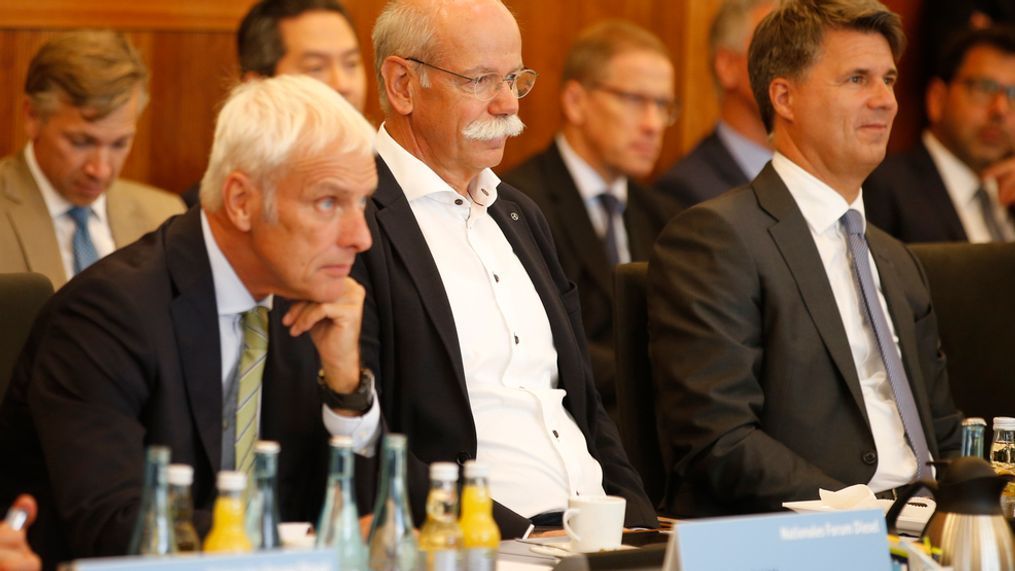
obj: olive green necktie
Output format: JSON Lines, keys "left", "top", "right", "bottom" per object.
{"left": 235, "top": 306, "right": 269, "bottom": 475}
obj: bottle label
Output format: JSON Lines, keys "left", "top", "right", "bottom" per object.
{"left": 464, "top": 548, "right": 494, "bottom": 571}
{"left": 429, "top": 549, "right": 460, "bottom": 571}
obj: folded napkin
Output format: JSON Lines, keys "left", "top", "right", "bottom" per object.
{"left": 818, "top": 484, "right": 881, "bottom": 510}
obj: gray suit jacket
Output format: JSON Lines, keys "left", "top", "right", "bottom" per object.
{"left": 0, "top": 150, "right": 184, "bottom": 288}
{"left": 648, "top": 163, "right": 963, "bottom": 517}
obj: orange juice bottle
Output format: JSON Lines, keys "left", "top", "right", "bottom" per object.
{"left": 203, "top": 471, "right": 253, "bottom": 553}
{"left": 459, "top": 461, "right": 499, "bottom": 571}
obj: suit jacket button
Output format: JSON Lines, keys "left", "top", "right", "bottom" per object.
{"left": 862, "top": 450, "right": 878, "bottom": 465}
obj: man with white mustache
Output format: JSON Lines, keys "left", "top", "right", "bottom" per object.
{"left": 342, "top": 0, "right": 657, "bottom": 537}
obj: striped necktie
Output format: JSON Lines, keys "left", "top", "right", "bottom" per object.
{"left": 66, "top": 206, "right": 99, "bottom": 275}
{"left": 235, "top": 306, "right": 269, "bottom": 476}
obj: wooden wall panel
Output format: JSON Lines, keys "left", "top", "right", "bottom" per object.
{"left": 0, "top": 0, "right": 924, "bottom": 195}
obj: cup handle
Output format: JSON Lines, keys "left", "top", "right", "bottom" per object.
{"left": 562, "top": 507, "right": 581, "bottom": 543}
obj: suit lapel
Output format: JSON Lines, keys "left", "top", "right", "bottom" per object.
{"left": 539, "top": 145, "right": 613, "bottom": 296}
{"left": 755, "top": 165, "right": 869, "bottom": 418}
{"left": 106, "top": 183, "right": 143, "bottom": 247}
{"left": 3, "top": 153, "right": 67, "bottom": 286}
{"left": 166, "top": 209, "right": 223, "bottom": 475}
{"left": 373, "top": 158, "right": 468, "bottom": 394}
{"left": 489, "top": 193, "right": 588, "bottom": 422}
{"left": 913, "top": 143, "right": 967, "bottom": 241}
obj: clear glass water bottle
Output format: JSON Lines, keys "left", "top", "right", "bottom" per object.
{"left": 459, "top": 461, "right": 499, "bottom": 571}
{"left": 246, "top": 441, "right": 282, "bottom": 549}
{"left": 128, "top": 445, "right": 176, "bottom": 555}
{"left": 167, "top": 464, "right": 200, "bottom": 552}
{"left": 990, "top": 416, "right": 1015, "bottom": 517}
{"left": 317, "top": 435, "right": 367, "bottom": 569}
{"left": 368, "top": 434, "right": 418, "bottom": 571}
{"left": 418, "top": 462, "right": 462, "bottom": 571}
{"left": 961, "top": 417, "right": 987, "bottom": 458}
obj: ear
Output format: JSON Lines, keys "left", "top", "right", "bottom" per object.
{"left": 768, "top": 77, "right": 794, "bottom": 124}
{"left": 925, "top": 78, "right": 947, "bottom": 126}
{"left": 560, "top": 80, "right": 589, "bottom": 126}
{"left": 23, "top": 100, "right": 42, "bottom": 140}
{"left": 221, "top": 171, "right": 258, "bottom": 232}
{"left": 713, "top": 48, "right": 741, "bottom": 92}
{"left": 381, "top": 56, "right": 415, "bottom": 115}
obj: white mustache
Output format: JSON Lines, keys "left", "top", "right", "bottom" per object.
{"left": 462, "top": 114, "right": 526, "bottom": 141}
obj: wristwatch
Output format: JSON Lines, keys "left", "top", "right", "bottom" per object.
{"left": 317, "top": 367, "right": 374, "bottom": 414}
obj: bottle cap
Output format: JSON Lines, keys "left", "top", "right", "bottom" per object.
{"left": 329, "top": 435, "right": 354, "bottom": 448}
{"left": 430, "top": 462, "right": 458, "bottom": 482}
{"left": 255, "top": 440, "right": 280, "bottom": 454}
{"left": 962, "top": 417, "right": 987, "bottom": 427}
{"left": 217, "top": 470, "right": 247, "bottom": 491}
{"left": 384, "top": 433, "right": 407, "bottom": 449}
{"left": 463, "top": 460, "right": 489, "bottom": 479}
{"left": 167, "top": 464, "right": 194, "bottom": 486}
{"left": 994, "top": 417, "right": 1015, "bottom": 431}
{"left": 146, "top": 445, "right": 171, "bottom": 463}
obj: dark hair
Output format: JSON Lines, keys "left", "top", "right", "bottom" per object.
{"left": 748, "top": 0, "right": 905, "bottom": 133}
{"left": 238, "top": 0, "right": 354, "bottom": 77}
{"left": 934, "top": 24, "right": 1015, "bottom": 83}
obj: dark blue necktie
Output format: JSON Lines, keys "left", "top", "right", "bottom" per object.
{"left": 841, "top": 209, "right": 932, "bottom": 481}
{"left": 67, "top": 206, "right": 99, "bottom": 275}
{"left": 598, "top": 192, "right": 622, "bottom": 267}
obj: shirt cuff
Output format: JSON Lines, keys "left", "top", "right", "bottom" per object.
{"left": 321, "top": 388, "right": 381, "bottom": 456}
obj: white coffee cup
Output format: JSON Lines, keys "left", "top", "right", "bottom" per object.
{"left": 561, "top": 495, "right": 626, "bottom": 553}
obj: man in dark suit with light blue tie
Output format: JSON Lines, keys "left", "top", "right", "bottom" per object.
{"left": 649, "top": 0, "right": 962, "bottom": 518}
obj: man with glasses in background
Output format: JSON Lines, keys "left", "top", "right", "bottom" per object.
{"left": 503, "top": 21, "right": 677, "bottom": 423}
{"left": 865, "top": 25, "right": 1015, "bottom": 242}
{"left": 342, "top": 0, "right": 656, "bottom": 538}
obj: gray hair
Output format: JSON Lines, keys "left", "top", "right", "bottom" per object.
{"left": 200, "top": 74, "right": 375, "bottom": 216}
{"left": 371, "top": 0, "right": 440, "bottom": 114}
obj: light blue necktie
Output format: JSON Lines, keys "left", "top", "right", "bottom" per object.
{"left": 841, "top": 209, "right": 932, "bottom": 481}
{"left": 67, "top": 206, "right": 99, "bottom": 275}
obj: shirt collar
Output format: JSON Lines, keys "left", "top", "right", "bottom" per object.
{"left": 716, "top": 121, "right": 773, "bottom": 181}
{"left": 25, "top": 141, "right": 109, "bottom": 226}
{"left": 922, "top": 130, "right": 982, "bottom": 205}
{"left": 555, "top": 133, "right": 628, "bottom": 206}
{"left": 772, "top": 151, "right": 866, "bottom": 235}
{"left": 200, "top": 209, "right": 272, "bottom": 317}
{"left": 375, "top": 123, "right": 501, "bottom": 210}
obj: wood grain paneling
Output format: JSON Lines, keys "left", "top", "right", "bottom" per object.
{"left": 0, "top": 0, "right": 924, "bottom": 195}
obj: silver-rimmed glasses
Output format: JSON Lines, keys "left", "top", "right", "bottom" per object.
{"left": 406, "top": 57, "right": 538, "bottom": 101}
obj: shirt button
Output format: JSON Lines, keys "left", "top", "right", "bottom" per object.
{"left": 455, "top": 198, "right": 464, "bottom": 206}
{"left": 493, "top": 273, "right": 500, "bottom": 283}
{"left": 576, "top": 491, "right": 581, "bottom": 496}
{"left": 552, "top": 430, "right": 559, "bottom": 438}
{"left": 514, "top": 335, "right": 519, "bottom": 345}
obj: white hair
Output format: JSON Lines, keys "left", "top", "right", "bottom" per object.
{"left": 200, "top": 74, "right": 376, "bottom": 216}
{"left": 372, "top": 0, "right": 440, "bottom": 114}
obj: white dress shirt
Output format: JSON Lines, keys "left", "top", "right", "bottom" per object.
{"left": 772, "top": 153, "right": 919, "bottom": 491}
{"left": 25, "top": 142, "right": 116, "bottom": 280}
{"left": 199, "top": 211, "right": 379, "bottom": 467}
{"left": 923, "top": 130, "right": 1015, "bottom": 242}
{"left": 363, "top": 125, "right": 607, "bottom": 517}
{"left": 555, "top": 134, "right": 632, "bottom": 264}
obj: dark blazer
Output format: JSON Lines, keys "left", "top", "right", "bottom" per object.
{"left": 864, "top": 141, "right": 968, "bottom": 243}
{"left": 501, "top": 141, "right": 674, "bottom": 420}
{"left": 654, "top": 129, "right": 750, "bottom": 209}
{"left": 0, "top": 208, "right": 330, "bottom": 568}
{"left": 648, "top": 163, "right": 963, "bottom": 517}
{"left": 352, "top": 157, "right": 657, "bottom": 538}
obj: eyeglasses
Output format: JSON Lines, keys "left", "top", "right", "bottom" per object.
{"left": 956, "top": 77, "right": 1015, "bottom": 106}
{"left": 405, "top": 57, "right": 538, "bottom": 101}
{"left": 591, "top": 84, "right": 680, "bottom": 126}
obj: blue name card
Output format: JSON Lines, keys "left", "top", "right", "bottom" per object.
{"left": 663, "top": 508, "right": 892, "bottom": 571}
{"left": 67, "top": 548, "right": 339, "bottom": 571}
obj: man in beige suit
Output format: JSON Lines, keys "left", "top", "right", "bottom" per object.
{"left": 0, "top": 30, "right": 183, "bottom": 289}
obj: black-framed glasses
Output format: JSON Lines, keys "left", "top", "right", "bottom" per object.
{"left": 405, "top": 57, "right": 538, "bottom": 101}
{"left": 956, "top": 77, "right": 1015, "bottom": 106}
{"left": 591, "top": 84, "right": 680, "bottom": 126}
